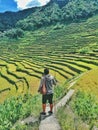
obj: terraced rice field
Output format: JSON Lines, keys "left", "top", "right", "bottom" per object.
{"left": 0, "top": 16, "right": 98, "bottom": 102}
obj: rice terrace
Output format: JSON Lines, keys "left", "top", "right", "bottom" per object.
{"left": 0, "top": 0, "right": 98, "bottom": 130}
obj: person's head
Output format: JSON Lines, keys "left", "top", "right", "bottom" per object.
{"left": 44, "top": 68, "right": 49, "bottom": 75}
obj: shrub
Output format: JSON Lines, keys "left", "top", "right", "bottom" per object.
{"left": 78, "top": 47, "right": 91, "bottom": 54}
{"left": 5, "top": 28, "right": 24, "bottom": 39}
{"left": 53, "top": 24, "right": 64, "bottom": 30}
{"left": 0, "top": 94, "right": 41, "bottom": 130}
{"left": 72, "top": 91, "right": 98, "bottom": 123}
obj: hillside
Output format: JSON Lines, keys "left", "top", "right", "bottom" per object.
{"left": 0, "top": 13, "right": 98, "bottom": 103}
{"left": 73, "top": 68, "right": 98, "bottom": 98}
{"left": 0, "top": 7, "right": 38, "bottom": 31}
{"left": 0, "top": 1, "right": 98, "bottom": 130}
{"left": 1, "top": 0, "right": 98, "bottom": 32}
{"left": 57, "top": 69, "right": 98, "bottom": 130}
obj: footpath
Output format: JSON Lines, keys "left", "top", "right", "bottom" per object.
{"left": 39, "top": 89, "right": 75, "bottom": 130}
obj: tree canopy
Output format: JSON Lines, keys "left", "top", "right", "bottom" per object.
{"left": 0, "top": 0, "right": 98, "bottom": 33}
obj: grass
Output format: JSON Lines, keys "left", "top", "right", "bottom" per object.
{"left": 73, "top": 68, "right": 98, "bottom": 98}
{"left": 56, "top": 105, "right": 90, "bottom": 130}
{"left": 57, "top": 68, "right": 98, "bottom": 130}
{"left": 0, "top": 94, "right": 42, "bottom": 130}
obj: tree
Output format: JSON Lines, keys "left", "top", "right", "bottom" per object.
{"left": 5, "top": 28, "right": 24, "bottom": 39}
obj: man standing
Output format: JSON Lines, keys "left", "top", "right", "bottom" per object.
{"left": 38, "top": 68, "right": 57, "bottom": 115}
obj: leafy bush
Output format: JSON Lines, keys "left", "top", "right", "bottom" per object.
{"left": 53, "top": 24, "right": 64, "bottom": 30}
{"left": 78, "top": 47, "right": 91, "bottom": 54}
{"left": 5, "top": 28, "right": 24, "bottom": 39}
{"left": 16, "top": 20, "right": 35, "bottom": 31}
{"left": 57, "top": 91, "right": 98, "bottom": 130}
{"left": 54, "top": 85, "right": 66, "bottom": 101}
{"left": 0, "top": 94, "right": 41, "bottom": 130}
{"left": 72, "top": 91, "right": 98, "bottom": 123}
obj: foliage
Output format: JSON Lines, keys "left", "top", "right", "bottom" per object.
{"left": 56, "top": 91, "right": 98, "bottom": 130}
{"left": 62, "top": 0, "right": 98, "bottom": 21}
{"left": 0, "top": 8, "right": 37, "bottom": 31}
{"left": 56, "top": 103, "right": 90, "bottom": 130}
{"left": 0, "top": 85, "right": 67, "bottom": 130}
{"left": 16, "top": 20, "right": 35, "bottom": 31}
{"left": 0, "top": 94, "right": 41, "bottom": 130}
{"left": 11, "top": 123, "right": 38, "bottom": 130}
{"left": 16, "top": 3, "right": 61, "bottom": 31}
{"left": 56, "top": 107, "right": 75, "bottom": 130}
{"left": 1, "top": 0, "right": 98, "bottom": 32}
{"left": 72, "top": 91, "right": 98, "bottom": 123}
{"left": 54, "top": 83, "right": 67, "bottom": 102}
{"left": 78, "top": 47, "right": 91, "bottom": 54}
{"left": 5, "top": 28, "right": 24, "bottom": 39}
{"left": 53, "top": 23, "right": 64, "bottom": 30}
{"left": 16, "top": 0, "right": 98, "bottom": 31}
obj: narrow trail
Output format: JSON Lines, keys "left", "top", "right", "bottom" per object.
{"left": 18, "top": 89, "right": 75, "bottom": 130}
{"left": 19, "top": 74, "right": 82, "bottom": 129}
{"left": 15, "top": 72, "right": 98, "bottom": 130}
{"left": 39, "top": 89, "right": 75, "bottom": 130}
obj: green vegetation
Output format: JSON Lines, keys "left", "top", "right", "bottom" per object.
{"left": 0, "top": 94, "right": 41, "bottom": 130}
{"left": 57, "top": 91, "right": 98, "bottom": 130}
{"left": 11, "top": 123, "right": 38, "bottom": 130}
{"left": 78, "top": 47, "right": 91, "bottom": 54}
{"left": 57, "top": 68, "right": 98, "bottom": 130}
{"left": 1, "top": 0, "right": 98, "bottom": 34}
{"left": 72, "top": 91, "right": 98, "bottom": 124}
{"left": 0, "top": 0, "right": 98, "bottom": 129}
{"left": 5, "top": 28, "right": 24, "bottom": 39}
{"left": 0, "top": 7, "right": 37, "bottom": 31}
{"left": 1, "top": 14, "right": 98, "bottom": 102}
{"left": 0, "top": 84, "right": 66, "bottom": 130}
{"left": 73, "top": 69, "right": 98, "bottom": 97}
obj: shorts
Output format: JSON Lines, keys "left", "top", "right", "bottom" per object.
{"left": 42, "top": 93, "right": 53, "bottom": 104}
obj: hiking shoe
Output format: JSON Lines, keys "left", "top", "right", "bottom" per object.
{"left": 48, "top": 111, "right": 53, "bottom": 115}
{"left": 40, "top": 112, "right": 46, "bottom": 115}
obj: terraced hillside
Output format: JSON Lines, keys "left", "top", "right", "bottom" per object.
{"left": 0, "top": 15, "right": 98, "bottom": 102}
{"left": 73, "top": 68, "right": 98, "bottom": 98}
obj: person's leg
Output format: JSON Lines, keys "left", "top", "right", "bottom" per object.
{"left": 48, "top": 94, "right": 53, "bottom": 113}
{"left": 42, "top": 104, "right": 46, "bottom": 113}
{"left": 41, "top": 94, "right": 47, "bottom": 114}
{"left": 50, "top": 104, "right": 53, "bottom": 112}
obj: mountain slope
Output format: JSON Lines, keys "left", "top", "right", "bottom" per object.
{"left": 1, "top": 0, "right": 98, "bottom": 32}
{"left": 0, "top": 7, "right": 38, "bottom": 31}
{"left": 73, "top": 68, "right": 98, "bottom": 98}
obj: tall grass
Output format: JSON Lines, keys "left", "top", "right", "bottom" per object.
{"left": 0, "top": 94, "right": 41, "bottom": 130}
